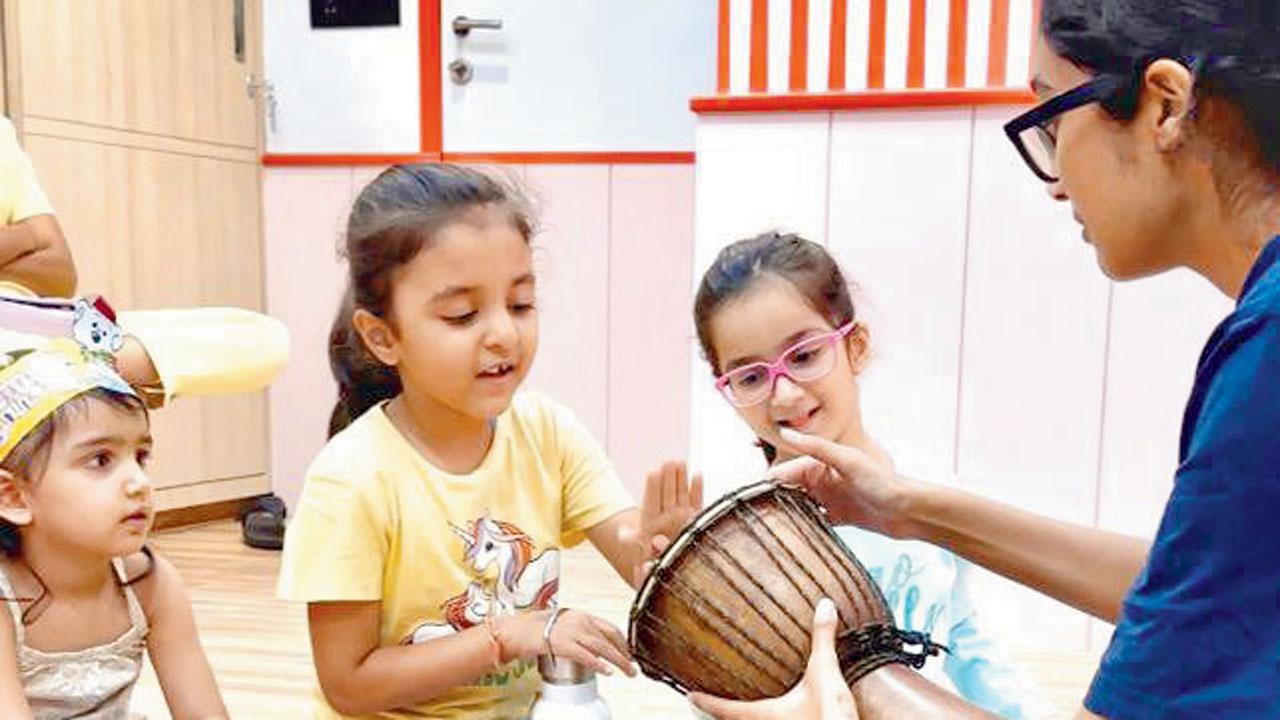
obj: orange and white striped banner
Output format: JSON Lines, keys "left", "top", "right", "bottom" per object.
{"left": 716, "top": 0, "right": 1037, "bottom": 96}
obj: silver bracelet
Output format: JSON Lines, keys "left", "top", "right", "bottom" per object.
{"left": 542, "top": 607, "right": 569, "bottom": 663}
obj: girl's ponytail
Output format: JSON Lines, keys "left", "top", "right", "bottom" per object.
{"left": 327, "top": 287, "right": 402, "bottom": 437}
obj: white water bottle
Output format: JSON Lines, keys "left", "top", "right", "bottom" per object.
{"left": 528, "top": 656, "right": 611, "bottom": 720}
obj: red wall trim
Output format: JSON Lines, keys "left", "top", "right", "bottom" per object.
{"left": 444, "top": 152, "right": 695, "bottom": 165}
{"left": 262, "top": 152, "right": 696, "bottom": 167}
{"left": 262, "top": 153, "right": 441, "bottom": 167}
{"left": 419, "top": 0, "right": 442, "bottom": 153}
{"left": 691, "top": 88, "right": 1034, "bottom": 113}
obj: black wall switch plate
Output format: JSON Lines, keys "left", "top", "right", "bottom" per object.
{"left": 311, "top": 0, "right": 400, "bottom": 28}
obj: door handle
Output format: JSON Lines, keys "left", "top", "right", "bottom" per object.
{"left": 452, "top": 16, "right": 502, "bottom": 37}
{"left": 233, "top": 0, "right": 246, "bottom": 63}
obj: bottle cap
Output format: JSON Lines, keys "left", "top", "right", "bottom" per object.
{"left": 538, "top": 655, "right": 596, "bottom": 685}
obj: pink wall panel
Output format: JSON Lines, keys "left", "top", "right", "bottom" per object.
{"left": 263, "top": 168, "right": 353, "bottom": 508}
{"left": 522, "top": 165, "right": 612, "bottom": 446}
{"left": 607, "top": 166, "right": 696, "bottom": 496}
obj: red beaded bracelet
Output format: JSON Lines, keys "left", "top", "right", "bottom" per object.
{"left": 482, "top": 616, "right": 504, "bottom": 670}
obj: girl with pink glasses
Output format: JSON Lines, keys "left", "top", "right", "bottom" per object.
{"left": 690, "top": 231, "right": 1031, "bottom": 718}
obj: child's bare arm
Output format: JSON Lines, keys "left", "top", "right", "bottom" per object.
{"left": 588, "top": 461, "right": 703, "bottom": 588}
{"left": 309, "top": 600, "right": 499, "bottom": 715}
{"left": 585, "top": 509, "right": 644, "bottom": 587}
{"left": 135, "top": 554, "right": 228, "bottom": 720}
{"left": 0, "top": 214, "right": 76, "bottom": 297}
{"left": 309, "top": 600, "right": 633, "bottom": 716}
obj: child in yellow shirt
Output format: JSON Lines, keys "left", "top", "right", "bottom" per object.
{"left": 279, "top": 164, "right": 698, "bottom": 719}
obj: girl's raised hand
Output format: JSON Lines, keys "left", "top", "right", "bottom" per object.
{"left": 635, "top": 461, "right": 703, "bottom": 584}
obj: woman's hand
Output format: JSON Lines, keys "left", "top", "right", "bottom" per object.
{"left": 773, "top": 428, "right": 918, "bottom": 539}
{"left": 690, "top": 598, "right": 857, "bottom": 720}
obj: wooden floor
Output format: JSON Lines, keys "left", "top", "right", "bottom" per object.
{"left": 131, "top": 521, "right": 1100, "bottom": 719}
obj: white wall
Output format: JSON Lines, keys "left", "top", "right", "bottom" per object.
{"left": 264, "top": 1, "right": 716, "bottom": 153}
{"left": 691, "top": 109, "right": 1232, "bottom": 655}
{"left": 264, "top": 0, "right": 421, "bottom": 153}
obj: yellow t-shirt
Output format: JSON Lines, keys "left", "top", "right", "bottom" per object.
{"left": 278, "top": 392, "right": 635, "bottom": 720}
{"left": 0, "top": 117, "right": 53, "bottom": 224}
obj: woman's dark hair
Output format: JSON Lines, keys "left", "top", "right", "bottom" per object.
{"left": 693, "top": 232, "right": 857, "bottom": 464}
{"left": 1043, "top": 1, "right": 1280, "bottom": 173}
{"left": 0, "top": 388, "right": 153, "bottom": 623}
{"left": 328, "top": 164, "right": 536, "bottom": 436}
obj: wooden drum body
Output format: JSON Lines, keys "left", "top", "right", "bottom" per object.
{"left": 628, "top": 481, "right": 897, "bottom": 700}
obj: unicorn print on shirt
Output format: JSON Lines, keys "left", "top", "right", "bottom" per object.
{"left": 402, "top": 513, "right": 560, "bottom": 647}
{"left": 453, "top": 514, "right": 559, "bottom": 615}
{"left": 405, "top": 581, "right": 495, "bottom": 644}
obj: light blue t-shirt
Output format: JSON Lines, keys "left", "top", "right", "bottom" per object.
{"left": 835, "top": 526, "right": 1031, "bottom": 719}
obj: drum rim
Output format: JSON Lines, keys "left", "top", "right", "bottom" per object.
{"left": 626, "top": 479, "right": 814, "bottom": 681}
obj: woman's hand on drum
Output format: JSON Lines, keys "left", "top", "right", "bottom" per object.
{"left": 690, "top": 598, "right": 857, "bottom": 720}
{"left": 498, "top": 608, "right": 636, "bottom": 677}
{"left": 774, "top": 428, "right": 917, "bottom": 540}
{"left": 635, "top": 461, "right": 704, "bottom": 584}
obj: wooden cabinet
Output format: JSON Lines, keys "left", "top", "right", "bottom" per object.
{"left": 4, "top": 0, "right": 271, "bottom": 511}
{"left": 11, "top": 0, "right": 258, "bottom": 148}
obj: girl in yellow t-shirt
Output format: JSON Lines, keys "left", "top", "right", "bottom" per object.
{"left": 278, "top": 163, "right": 699, "bottom": 719}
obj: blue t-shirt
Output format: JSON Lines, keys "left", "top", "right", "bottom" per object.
{"left": 837, "top": 526, "right": 1031, "bottom": 718}
{"left": 1085, "top": 237, "right": 1280, "bottom": 718}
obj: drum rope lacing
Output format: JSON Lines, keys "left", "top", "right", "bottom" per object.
{"left": 837, "top": 623, "right": 950, "bottom": 683}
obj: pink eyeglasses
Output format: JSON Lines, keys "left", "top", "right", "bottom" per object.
{"left": 714, "top": 322, "right": 856, "bottom": 407}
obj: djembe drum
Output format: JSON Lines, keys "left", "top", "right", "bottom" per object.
{"left": 628, "top": 481, "right": 940, "bottom": 701}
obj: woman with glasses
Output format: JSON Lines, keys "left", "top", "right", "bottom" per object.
{"left": 685, "top": 231, "right": 1032, "bottom": 718}
{"left": 692, "top": 2, "right": 1280, "bottom": 718}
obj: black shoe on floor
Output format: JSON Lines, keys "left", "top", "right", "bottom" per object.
{"left": 241, "top": 495, "right": 286, "bottom": 550}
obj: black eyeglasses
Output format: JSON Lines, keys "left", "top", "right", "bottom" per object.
{"left": 1003, "top": 76, "right": 1124, "bottom": 183}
